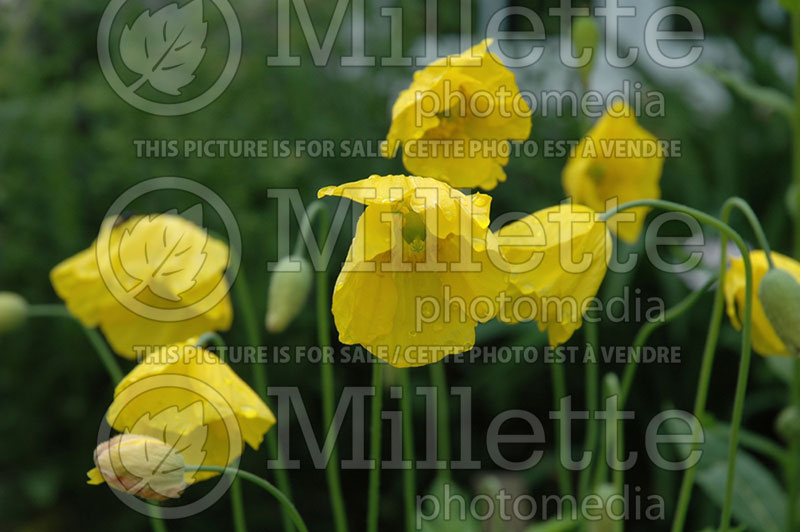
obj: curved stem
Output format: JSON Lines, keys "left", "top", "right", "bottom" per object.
{"left": 234, "top": 268, "right": 294, "bottom": 532}
{"left": 579, "top": 319, "right": 599, "bottom": 498}
{"left": 601, "top": 199, "right": 753, "bottom": 532}
{"left": 367, "top": 363, "right": 384, "bottom": 532}
{"left": 187, "top": 466, "right": 309, "bottom": 532}
{"left": 429, "top": 362, "right": 452, "bottom": 481}
{"left": 400, "top": 370, "right": 416, "bottom": 532}
{"left": 723, "top": 197, "right": 773, "bottom": 268}
{"left": 619, "top": 276, "right": 717, "bottom": 409}
{"left": 28, "top": 304, "right": 125, "bottom": 386}
{"left": 313, "top": 205, "right": 350, "bottom": 532}
{"left": 550, "top": 354, "right": 573, "bottom": 497}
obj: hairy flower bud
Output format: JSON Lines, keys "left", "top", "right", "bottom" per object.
{"left": 758, "top": 267, "right": 800, "bottom": 356}
{"left": 265, "top": 255, "right": 313, "bottom": 333}
{"left": 0, "top": 292, "right": 28, "bottom": 333}
{"left": 585, "top": 483, "right": 621, "bottom": 532}
{"left": 776, "top": 406, "right": 800, "bottom": 442}
{"left": 88, "top": 434, "right": 187, "bottom": 500}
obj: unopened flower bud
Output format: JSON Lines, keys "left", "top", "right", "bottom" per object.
{"left": 266, "top": 255, "right": 313, "bottom": 333}
{"left": 0, "top": 292, "right": 28, "bottom": 333}
{"left": 776, "top": 406, "right": 800, "bottom": 442}
{"left": 88, "top": 434, "right": 187, "bottom": 500}
{"left": 758, "top": 267, "right": 800, "bottom": 356}
{"left": 572, "top": 16, "right": 600, "bottom": 87}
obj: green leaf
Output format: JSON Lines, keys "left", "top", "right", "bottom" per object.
{"left": 695, "top": 447, "right": 786, "bottom": 532}
{"left": 703, "top": 65, "right": 794, "bottom": 120}
{"left": 120, "top": 0, "right": 208, "bottom": 95}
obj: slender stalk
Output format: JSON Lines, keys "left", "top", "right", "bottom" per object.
{"left": 603, "top": 374, "right": 623, "bottom": 532}
{"left": 790, "top": 11, "right": 800, "bottom": 529}
{"left": 230, "top": 473, "right": 247, "bottom": 532}
{"left": 722, "top": 198, "right": 774, "bottom": 267}
{"left": 148, "top": 505, "right": 167, "bottom": 532}
{"left": 196, "top": 330, "right": 246, "bottom": 531}
{"left": 28, "top": 304, "right": 125, "bottom": 386}
{"left": 600, "top": 199, "right": 753, "bottom": 532}
{"left": 234, "top": 269, "right": 294, "bottom": 532}
{"left": 619, "top": 277, "right": 717, "bottom": 409}
{"left": 788, "top": 358, "right": 800, "bottom": 530}
{"left": 429, "top": 361, "right": 451, "bottom": 481}
{"left": 400, "top": 370, "right": 416, "bottom": 532}
{"left": 579, "top": 319, "right": 599, "bottom": 498}
{"left": 314, "top": 206, "right": 349, "bottom": 532}
{"left": 367, "top": 363, "right": 384, "bottom": 532}
{"left": 187, "top": 466, "right": 309, "bottom": 532}
{"left": 550, "top": 355, "right": 573, "bottom": 497}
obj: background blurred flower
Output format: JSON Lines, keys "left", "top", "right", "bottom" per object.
{"left": 50, "top": 212, "right": 233, "bottom": 358}
{"left": 383, "top": 39, "right": 531, "bottom": 190}
{"left": 319, "top": 174, "right": 506, "bottom": 367}
{"left": 87, "top": 434, "right": 187, "bottom": 501}
{"left": 496, "top": 204, "right": 611, "bottom": 345}
{"left": 106, "top": 340, "right": 275, "bottom": 480}
{"left": 724, "top": 250, "right": 800, "bottom": 356}
{"left": 562, "top": 103, "right": 664, "bottom": 243}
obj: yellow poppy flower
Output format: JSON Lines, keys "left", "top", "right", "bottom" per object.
{"left": 318, "top": 174, "right": 507, "bottom": 367}
{"left": 724, "top": 250, "right": 800, "bottom": 356}
{"left": 50, "top": 212, "right": 233, "bottom": 358}
{"left": 562, "top": 103, "right": 664, "bottom": 243}
{"left": 496, "top": 204, "right": 611, "bottom": 345}
{"left": 105, "top": 339, "right": 275, "bottom": 480}
{"left": 384, "top": 39, "right": 531, "bottom": 190}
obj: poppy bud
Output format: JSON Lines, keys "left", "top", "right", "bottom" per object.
{"left": 572, "top": 16, "right": 600, "bottom": 87}
{"left": 776, "top": 406, "right": 800, "bottom": 442}
{"left": 0, "top": 292, "right": 28, "bottom": 333}
{"left": 88, "top": 434, "right": 187, "bottom": 500}
{"left": 266, "top": 255, "right": 313, "bottom": 333}
{"left": 758, "top": 267, "right": 800, "bottom": 356}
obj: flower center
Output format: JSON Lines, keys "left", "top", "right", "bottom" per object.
{"left": 402, "top": 210, "right": 427, "bottom": 254}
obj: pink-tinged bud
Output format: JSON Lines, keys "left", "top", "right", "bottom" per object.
{"left": 88, "top": 434, "right": 187, "bottom": 500}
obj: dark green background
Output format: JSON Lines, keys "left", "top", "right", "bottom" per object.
{"left": 0, "top": 1, "right": 795, "bottom": 530}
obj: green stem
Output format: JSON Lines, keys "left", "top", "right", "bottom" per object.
{"left": 28, "top": 304, "right": 125, "bottom": 385}
{"left": 579, "top": 319, "right": 599, "bottom": 498}
{"left": 234, "top": 268, "right": 294, "bottom": 532}
{"left": 230, "top": 472, "right": 247, "bottom": 532}
{"left": 148, "top": 505, "right": 167, "bottom": 532}
{"left": 313, "top": 206, "right": 349, "bottom": 532}
{"left": 792, "top": 8, "right": 800, "bottom": 259}
{"left": 723, "top": 197, "right": 774, "bottom": 268}
{"left": 789, "top": 357, "right": 800, "bottom": 529}
{"left": 429, "top": 361, "right": 451, "bottom": 481}
{"left": 367, "top": 362, "right": 384, "bottom": 532}
{"left": 600, "top": 199, "right": 753, "bottom": 532}
{"left": 196, "top": 332, "right": 246, "bottom": 531}
{"left": 400, "top": 370, "right": 416, "bottom": 532}
{"left": 603, "top": 374, "right": 623, "bottom": 532}
{"left": 187, "top": 466, "right": 309, "bottom": 532}
{"left": 550, "top": 354, "right": 573, "bottom": 497}
{"left": 620, "top": 277, "right": 717, "bottom": 409}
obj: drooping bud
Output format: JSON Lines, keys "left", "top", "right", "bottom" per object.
{"left": 586, "top": 483, "right": 621, "bottom": 532}
{"left": 266, "top": 255, "right": 313, "bottom": 333}
{"left": 776, "top": 406, "right": 800, "bottom": 442}
{"left": 88, "top": 434, "right": 187, "bottom": 500}
{"left": 572, "top": 16, "right": 600, "bottom": 87}
{"left": 0, "top": 292, "right": 28, "bottom": 333}
{"left": 758, "top": 267, "right": 800, "bottom": 356}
